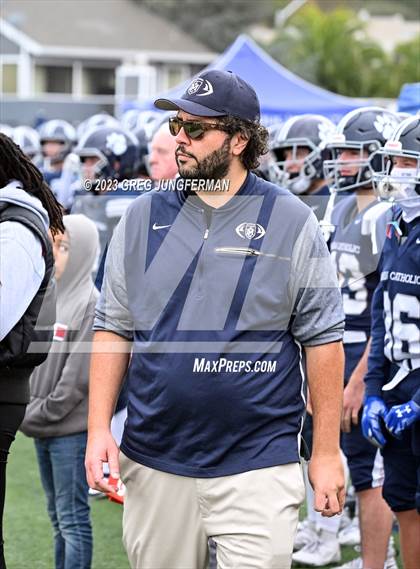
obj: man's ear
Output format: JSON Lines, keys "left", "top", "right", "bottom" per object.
{"left": 230, "top": 132, "right": 249, "bottom": 157}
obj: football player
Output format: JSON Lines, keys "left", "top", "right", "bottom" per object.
{"left": 362, "top": 116, "right": 420, "bottom": 568}
{"left": 71, "top": 125, "right": 140, "bottom": 256}
{"left": 323, "top": 107, "right": 401, "bottom": 569}
{"left": 39, "top": 119, "right": 76, "bottom": 174}
{"left": 11, "top": 126, "right": 42, "bottom": 166}
{"left": 38, "top": 119, "right": 78, "bottom": 209}
{"left": 270, "top": 114, "right": 335, "bottom": 221}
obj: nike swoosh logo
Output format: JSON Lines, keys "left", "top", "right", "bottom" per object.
{"left": 152, "top": 222, "right": 171, "bottom": 230}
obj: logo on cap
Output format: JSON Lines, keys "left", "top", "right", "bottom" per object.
{"left": 187, "top": 78, "right": 214, "bottom": 97}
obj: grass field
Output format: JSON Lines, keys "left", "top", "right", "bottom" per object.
{"left": 4, "top": 433, "right": 129, "bottom": 569}
{"left": 4, "top": 433, "right": 401, "bottom": 569}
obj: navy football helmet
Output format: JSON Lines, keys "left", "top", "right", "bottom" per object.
{"left": 121, "top": 109, "right": 161, "bottom": 139}
{"left": 370, "top": 116, "right": 420, "bottom": 202}
{"left": 323, "top": 107, "right": 400, "bottom": 192}
{"left": 271, "top": 114, "right": 335, "bottom": 194}
{"left": 39, "top": 119, "right": 76, "bottom": 163}
{"left": 74, "top": 125, "right": 139, "bottom": 181}
{"left": 76, "top": 113, "right": 120, "bottom": 141}
{"left": 120, "top": 109, "right": 142, "bottom": 132}
{"left": 12, "top": 126, "right": 41, "bottom": 160}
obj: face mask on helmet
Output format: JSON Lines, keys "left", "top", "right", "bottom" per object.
{"left": 39, "top": 120, "right": 76, "bottom": 167}
{"left": 78, "top": 149, "right": 134, "bottom": 184}
{"left": 370, "top": 146, "right": 420, "bottom": 221}
{"left": 75, "top": 127, "right": 139, "bottom": 185}
{"left": 323, "top": 135, "right": 379, "bottom": 192}
{"left": 274, "top": 142, "right": 323, "bottom": 195}
{"left": 270, "top": 115, "right": 335, "bottom": 193}
{"left": 324, "top": 108, "right": 401, "bottom": 193}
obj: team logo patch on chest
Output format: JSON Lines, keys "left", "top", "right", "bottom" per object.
{"left": 53, "top": 323, "right": 68, "bottom": 342}
{"left": 235, "top": 223, "right": 266, "bottom": 240}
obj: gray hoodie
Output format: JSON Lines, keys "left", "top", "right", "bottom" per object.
{"left": 0, "top": 181, "right": 49, "bottom": 340}
{"left": 21, "top": 214, "right": 99, "bottom": 438}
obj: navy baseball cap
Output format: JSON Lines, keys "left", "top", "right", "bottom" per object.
{"left": 154, "top": 70, "right": 260, "bottom": 123}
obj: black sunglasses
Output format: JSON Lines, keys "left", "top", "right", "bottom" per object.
{"left": 168, "top": 116, "right": 226, "bottom": 140}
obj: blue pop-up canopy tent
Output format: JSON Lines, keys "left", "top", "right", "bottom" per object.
{"left": 397, "top": 83, "right": 420, "bottom": 114}
{"left": 125, "top": 35, "right": 363, "bottom": 124}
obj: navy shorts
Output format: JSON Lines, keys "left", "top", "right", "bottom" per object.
{"left": 343, "top": 340, "right": 367, "bottom": 383}
{"left": 341, "top": 414, "right": 383, "bottom": 492}
{"left": 382, "top": 382, "right": 420, "bottom": 513}
{"left": 342, "top": 340, "right": 383, "bottom": 492}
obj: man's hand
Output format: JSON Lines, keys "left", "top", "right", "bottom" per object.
{"left": 385, "top": 400, "right": 420, "bottom": 438}
{"left": 86, "top": 331, "right": 131, "bottom": 493}
{"left": 361, "top": 396, "right": 388, "bottom": 448}
{"left": 304, "top": 342, "right": 344, "bottom": 516}
{"left": 85, "top": 428, "right": 120, "bottom": 493}
{"left": 341, "top": 371, "right": 365, "bottom": 433}
{"left": 308, "top": 451, "right": 345, "bottom": 517}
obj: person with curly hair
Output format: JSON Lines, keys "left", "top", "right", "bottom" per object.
{"left": 0, "top": 133, "right": 63, "bottom": 569}
{"left": 86, "top": 70, "right": 346, "bottom": 569}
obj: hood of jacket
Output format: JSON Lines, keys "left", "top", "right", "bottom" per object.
{"left": 56, "top": 214, "right": 99, "bottom": 326}
{"left": 0, "top": 180, "right": 49, "bottom": 231}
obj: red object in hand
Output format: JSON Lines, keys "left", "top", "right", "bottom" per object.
{"left": 106, "top": 476, "right": 125, "bottom": 505}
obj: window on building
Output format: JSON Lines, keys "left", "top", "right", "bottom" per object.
{"left": 116, "top": 65, "right": 157, "bottom": 100}
{"left": 167, "top": 66, "right": 184, "bottom": 88}
{"left": 122, "top": 76, "right": 140, "bottom": 99}
{"left": 1, "top": 63, "right": 17, "bottom": 94}
{"left": 35, "top": 65, "right": 72, "bottom": 94}
{"left": 82, "top": 67, "right": 115, "bottom": 95}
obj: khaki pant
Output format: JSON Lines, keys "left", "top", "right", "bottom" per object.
{"left": 119, "top": 452, "right": 305, "bottom": 569}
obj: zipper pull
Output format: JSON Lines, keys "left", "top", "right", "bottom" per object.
{"left": 203, "top": 228, "right": 209, "bottom": 240}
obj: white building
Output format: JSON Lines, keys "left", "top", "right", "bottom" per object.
{"left": 0, "top": 0, "right": 215, "bottom": 124}
{"left": 358, "top": 11, "right": 420, "bottom": 54}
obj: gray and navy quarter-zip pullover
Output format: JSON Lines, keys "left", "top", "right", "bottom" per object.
{"left": 94, "top": 172, "right": 344, "bottom": 477}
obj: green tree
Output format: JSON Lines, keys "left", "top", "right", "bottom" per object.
{"left": 138, "top": 0, "right": 278, "bottom": 51}
{"left": 266, "top": 3, "right": 394, "bottom": 98}
{"left": 391, "top": 35, "right": 420, "bottom": 93}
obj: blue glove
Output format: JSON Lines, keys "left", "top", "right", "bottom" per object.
{"left": 385, "top": 400, "right": 420, "bottom": 438}
{"left": 361, "top": 396, "right": 388, "bottom": 448}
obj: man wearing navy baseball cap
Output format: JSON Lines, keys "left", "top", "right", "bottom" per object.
{"left": 155, "top": 69, "right": 266, "bottom": 204}
{"left": 86, "top": 69, "right": 346, "bottom": 568}
{"left": 155, "top": 69, "right": 261, "bottom": 122}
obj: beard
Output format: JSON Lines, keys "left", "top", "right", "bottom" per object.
{"left": 176, "top": 137, "right": 232, "bottom": 180}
